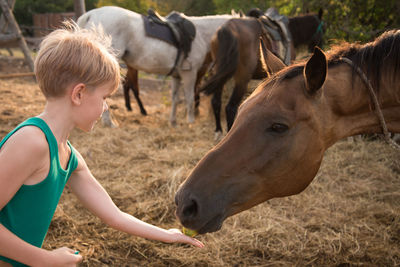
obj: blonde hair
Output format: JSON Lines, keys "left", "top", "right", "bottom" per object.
{"left": 34, "top": 21, "right": 120, "bottom": 98}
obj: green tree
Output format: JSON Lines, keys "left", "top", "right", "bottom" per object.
{"left": 12, "top": 0, "right": 98, "bottom": 26}
{"left": 213, "top": 0, "right": 269, "bottom": 14}
{"left": 8, "top": 0, "right": 400, "bottom": 44}
{"left": 95, "top": 0, "right": 147, "bottom": 13}
{"left": 286, "top": 0, "right": 400, "bottom": 43}
{"left": 166, "top": 0, "right": 216, "bottom": 16}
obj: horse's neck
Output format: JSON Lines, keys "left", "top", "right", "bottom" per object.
{"left": 322, "top": 64, "right": 400, "bottom": 144}
{"left": 189, "top": 15, "right": 234, "bottom": 42}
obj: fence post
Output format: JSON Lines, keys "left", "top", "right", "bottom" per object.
{"left": 74, "top": 0, "right": 86, "bottom": 20}
{"left": 0, "top": 0, "right": 34, "bottom": 72}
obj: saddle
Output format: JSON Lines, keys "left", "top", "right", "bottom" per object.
{"left": 258, "top": 8, "right": 292, "bottom": 65}
{"left": 143, "top": 9, "right": 196, "bottom": 74}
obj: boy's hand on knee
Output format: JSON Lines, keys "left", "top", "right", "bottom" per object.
{"left": 167, "top": 228, "right": 204, "bottom": 248}
{"left": 41, "top": 247, "right": 82, "bottom": 267}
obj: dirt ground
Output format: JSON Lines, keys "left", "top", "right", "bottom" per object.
{"left": 0, "top": 52, "right": 399, "bottom": 266}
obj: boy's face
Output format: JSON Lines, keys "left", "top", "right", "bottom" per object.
{"left": 77, "top": 82, "right": 114, "bottom": 132}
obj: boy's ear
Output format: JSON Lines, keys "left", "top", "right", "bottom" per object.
{"left": 71, "top": 83, "right": 86, "bottom": 105}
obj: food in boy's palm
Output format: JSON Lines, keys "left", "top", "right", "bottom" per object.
{"left": 182, "top": 227, "right": 198, "bottom": 237}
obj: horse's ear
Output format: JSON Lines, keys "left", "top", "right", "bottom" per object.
{"left": 259, "top": 37, "right": 286, "bottom": 75}
{"left": 318, "top": 8, "right": 323, "bottom": 19}
{"left": 303, "top": 46, "right": 327, "bottom": 95}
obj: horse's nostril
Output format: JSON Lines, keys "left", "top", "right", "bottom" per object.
{"left": 183, "top": 199, "right": 198, "bottom": 218}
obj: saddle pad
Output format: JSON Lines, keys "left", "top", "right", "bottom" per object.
{"left": 142, "top": 15, "right": 178, "bottom": 47}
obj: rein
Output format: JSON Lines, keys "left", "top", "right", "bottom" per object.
{"left": 311, "top": 20, "right": 324, "bottom": 40}
{"left": 341, "top": 57, "right": 400, "bottom": 150}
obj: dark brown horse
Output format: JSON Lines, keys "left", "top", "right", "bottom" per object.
{"left": 175, "top": 30, "right": 400, "bottom": 234}
{"left": 247, "top": 8, "right": 325, "bottom": 51}
{"left": 199, "top": 10, "right": 324, "bottom": 137}
{"left": 289, "top": 9, "right": 325, "bottom": 51}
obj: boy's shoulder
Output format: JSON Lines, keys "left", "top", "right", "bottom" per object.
{"left": 2, "top": 125, "right": 48, "bottom": 155}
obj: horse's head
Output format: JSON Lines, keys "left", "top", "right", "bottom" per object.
{"left": 175, "top": 47, "right": 329, "bottom": 234}
{"left": 288, "top": 8, "right": 325, "bottom": 52}
{"left": 308, "top": 8, "right": 325, "bottom": 51}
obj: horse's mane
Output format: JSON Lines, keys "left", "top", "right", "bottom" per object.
{"left": 328, "top": 30, "right": 400, "bottom": 91}
{"left": 288, "top": 13, "right": 321, "bottom": 47}
{"left": 276, "top": 30, "right": 400, "bottom": 94}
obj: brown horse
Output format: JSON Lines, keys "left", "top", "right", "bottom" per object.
{"left": 123, "top": 66, "right": 147, "bottom": 115}
{"left": 199, "top": 10, "right": 324, "bottom": 137}
{"left": 175, "top": 30, "right": 400, "bottom": 234}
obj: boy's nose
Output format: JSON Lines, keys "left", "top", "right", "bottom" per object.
{"left": 103, "top": 101, "right": 109, "bottom": 112}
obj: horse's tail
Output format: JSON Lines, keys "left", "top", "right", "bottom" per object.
{"left": 198, "top": 27, "right": 239, "bottom": 96}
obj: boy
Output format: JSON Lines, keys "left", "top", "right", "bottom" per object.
{"left": 0, "top": 22, "right": 203, "bottom": 267}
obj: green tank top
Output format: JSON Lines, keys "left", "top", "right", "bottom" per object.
{"left": 0, "top": 117, "right": 78, "bottom": 266}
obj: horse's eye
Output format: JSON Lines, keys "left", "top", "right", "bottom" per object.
{"left": 268, "top": 123, "right": 289, "bottom": 134}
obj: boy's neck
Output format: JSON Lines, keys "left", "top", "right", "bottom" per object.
{"left": 38, "top": 97, "right": 74, "bottom": 145}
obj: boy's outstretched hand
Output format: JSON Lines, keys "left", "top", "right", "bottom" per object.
{"left": 167, "top": 229, "right": 204, "bottom": 248}
{"left": 43, "top": 247, "right": 82, "bottom": 267}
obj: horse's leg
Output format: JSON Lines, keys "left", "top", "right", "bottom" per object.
{"left": 125, "top": 66, "right": 147, "bottom": 115}
{"left": 130, "top": 68, "right": 147, "bottom": 115}
{"left": 123, "top": 71, "right": 132, "bottom": 111}
{"left": 211, "top": 87, "right": 224, "bottom": 136}
{"left": 101, "top": 109, "right": 118, "bottom": 128}
{"left": 194, "top": 91, "right": 200, "bottom": 116}
{"left": 169, "top": 77, "right": 181, "bottom": 127}
{"left": 194, "top": 52, "right": 213, "bottom": 116}
{"left": 181, "top": 71, "right": 197, "bottom": 124}
{"left": 225, "top": 80, "right": 249, "bottom": 131}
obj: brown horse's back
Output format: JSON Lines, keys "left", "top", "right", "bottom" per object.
{"left": 200, "top": 16, "right": 281, "bottom": 133}
{"left": 225, "top": 18, "right": 268, "bottom": 79}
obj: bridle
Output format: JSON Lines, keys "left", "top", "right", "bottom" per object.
{"left": 341, "top": 57, "right": 400, "bottom": 150}
{"left": 311, "top": 20, "right": 324, "bottom": 44}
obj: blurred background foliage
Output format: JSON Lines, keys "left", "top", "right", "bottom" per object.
{"left": 11, "top": 0, "right": 400, "bottom": 45}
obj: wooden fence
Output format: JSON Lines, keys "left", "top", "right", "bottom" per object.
{"left": 32, "top": 12, "right": 74, "bottom": 37}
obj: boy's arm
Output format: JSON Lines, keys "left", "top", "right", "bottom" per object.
{"left": 67, "top": 151, "right": 203, "bottom": 247}
{"left": 0, "top": 127, "right": 82, "bottom": 265}
{"left": 0, "top": 224, "right": 82, "bottom": 266}
{"left": 0, "top": 127, "right": 47, "bottom": 209}
{"left": 0, "top": 127, "right": 47, "bottom": 265}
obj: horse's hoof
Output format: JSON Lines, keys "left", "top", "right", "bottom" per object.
{"left": 392, "top": 133, "right": 400, "bottom": 143}
{"left": 187, "top": 116, "right": 195, "bottom": 124}
{"left": 214, "top": 131, "right": 223, "bottom": 142}
{"left": 102, "top": 119, "right": 119, "bottom": 128}
{"left": 141, "top": 110, "right": 148, "bottom": 116}
{"left": 170, "top": 120, "right": 177, "bottom": 127}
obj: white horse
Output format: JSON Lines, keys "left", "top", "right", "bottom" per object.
{"left": 77, "top": 6, "right": 235, "bottom": 126}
